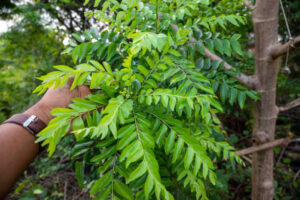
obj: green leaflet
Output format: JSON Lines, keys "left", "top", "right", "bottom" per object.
{"left": 76, "top": 63, "right": 96, "bottom": 71}
{"left": 107, "top": 43, "right": 117, "bottom": 61}
{"left": 90, "top": 171, "right": 113, "bottom": 195}
{"left": 50, "top": 108, "right": 78, "bottom": 117}
{"left": 155, "top": 124, "right": 168, "bottom": 147}
{"left": 72, "top": 33, "right": 83, "bottom": 43}
{"left": 113, "top": 180, "right": 134, "bottom": 200}
{"left": 214, "top": 38, "right": 224, "bottom": 55}
{"left": 194, "top": 83, "right": 214, "bottom": 95}
{"left": 238, "top": 91, "right": 246, "bottom": 109}
{"left": 94, "top": 0, "right": 101, "bottom": 7}
{"left": 99, "top": 96, "right": 132, "bottom": 138}
{"left": 90, "top": 60, "right": 105, "bottom": 71}
{"left": 90, "top": 73, "right": 103, "bottom": 89}
{"left": 220, "top": 84, "right": 228, "bottom": 103}
{"left": 117, "top": 131, "right": 137, "bottom": 150}
{"left": 53, "top": 65, "right": 74, "bottom": 72}
{"left": 226, "top": 15, "right": 240, "bottom": 27}
{"left": 230, "top": 34, "right": 243, "bottom": 56}
{"left": 144, "top": 175, "right": 154, "bottom": 199}
{"left": 125, "top": 145, "right": 144, "bottom": 167}
{"left": 73, "top": 117, "right": 85, "bottom": 140}
{"left": 172, "top": 138, "right": 184, "bottom": 163}
{"left": 117, "top": 124, "right": 136, "bottom": 139}
{"left": 103, "top": 62, "right": 113, "bottom": 76}
{"left": 119, "top": 140, "right": 140, "bottom": 162}
{"left": 138, "top": 65, "right": 149, "bottom": 76}
{"left": 165, "top": 130, "right": 176, "bottom": 154}
{"left": 140, "top": 130, "right": 155, "bottom": 148}
{"left": 222, "top": 39, "right": 231, "bottom": 57}
{"left": 170, "top": 74, "right": 186, "bottom": 85}
{"left": 97, "top": 158, "right": 114, "bottom": 174}
{"left": 184, "top": 147, "right": 194, "bottom": 169}
{"left": 91, "top": 145, "right": 117, "bottom": 162}
{"left": 127, "top": 161, "right": 147, "bottom": 183}
{"left": 229, "top": 87, "right": 238, "bottom": 105}
{"left": 75, "top": 161, "right": 85, "bottom": 189}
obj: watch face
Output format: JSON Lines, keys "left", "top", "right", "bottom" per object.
{"left": 23, "top": 115, "right": 37, "bottom": 127}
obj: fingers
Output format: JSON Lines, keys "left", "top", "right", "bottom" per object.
{"left": 66, "top": 77, "right": 91, "bottom": 98}
{"left": 66, "top": 77, "right": 75, "bottom": 88}
{"left": 78, "top": 85, "right": 91, "bottom": 98}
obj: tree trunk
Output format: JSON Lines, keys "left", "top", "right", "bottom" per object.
{"left": 202, "top": 1, "right": 298, "bottom": 198}
{"left": 252, "top": 0, "right": 280, "bottom": 199}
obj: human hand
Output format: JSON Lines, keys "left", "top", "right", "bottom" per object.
{"left": 25, "top": 79, "right": 91, "bottom": 124}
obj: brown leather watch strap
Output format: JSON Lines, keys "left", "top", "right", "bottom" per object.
{"left": 3, "top": 114, "right": 46, "bottom": 137}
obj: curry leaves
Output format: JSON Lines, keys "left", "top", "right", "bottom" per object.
{"left": 34, "top": 0, "right": 252, "bottom": 199}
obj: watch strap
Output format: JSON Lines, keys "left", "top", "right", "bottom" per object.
{"left": 3, "top": 114, "right": 46, "bottom": 137}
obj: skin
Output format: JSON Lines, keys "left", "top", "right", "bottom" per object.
{"left": 0, "top": 80, "right": 90, "bottom": 199}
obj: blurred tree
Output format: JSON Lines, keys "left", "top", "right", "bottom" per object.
{"left": 0, "top": 0, "right": 19, "bottom": 19}
{"left": 0, "top": 7, "right": 69, "bottom": 122}
{"left": 0, "top": 0, "right": 105, "bottom": 33}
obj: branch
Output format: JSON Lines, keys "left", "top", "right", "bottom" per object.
{"left": 270, "top": 35, "right": 300, "bottom": 59}
{"left": 204, "top": 47, "right": 258, "bottom": 89}
{"left": 278, "top": 98, "right": 300, "bottom": 112}
{"left": 244, "top": 0, "right": 255, "bottom": 10}
{"left": 235, "top": 137, "right": 291, "bottom": 156}
{"left": 171, "top": 24, "right": 257, "bottom": 89}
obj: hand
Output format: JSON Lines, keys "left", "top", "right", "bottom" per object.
{"left": 25, "top": 79, "right": 91, "bottom": 124}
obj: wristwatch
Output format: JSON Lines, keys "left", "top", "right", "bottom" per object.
{"left": 3, "top": 114, "right": 47, "bottom": 137}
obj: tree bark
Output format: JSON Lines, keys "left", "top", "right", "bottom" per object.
{"left": 251, "top": 0, "right": 280, "bottom": 199}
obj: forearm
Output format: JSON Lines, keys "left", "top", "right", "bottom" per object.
{"left": 0, "top": 82, "right": 90, "bottom": 198}
{"left": 0, "top": 123, "right": 39, "bottom": 198}
{"left": 0, "top": 103, "right": 50, "bottom": 198}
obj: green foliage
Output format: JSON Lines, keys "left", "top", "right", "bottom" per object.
{"left": 0, "top": 8, "right": 69, "bottom": 123}
{"left": 33, "top": 0, "right": 255, "bottom": 199}
{"left": 15, "top": 183, "right": 65, "bottom": 200}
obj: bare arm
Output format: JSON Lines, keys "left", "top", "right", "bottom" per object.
{"left": 0, "top": 106, "right": 42, "bottom": 199}
{"left": 0, "top": 81, "right": 90, "bottom": 198}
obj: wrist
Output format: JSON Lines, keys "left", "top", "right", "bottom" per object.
{"left": 24, "top": 102, "right": 52, "bottom": 125}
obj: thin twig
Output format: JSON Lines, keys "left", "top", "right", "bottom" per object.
{"left": 64, "top": 181, "right": 68, "bottom": 200}
{"left": 293, "top": 170, "right": 300, "bottom": 182}
{"left": 275, "top": 145, "right": 287, "bottom": 167}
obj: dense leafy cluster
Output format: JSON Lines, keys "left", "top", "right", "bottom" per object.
{"left": 33, "top": 0, "right": 253, "bottom": 199}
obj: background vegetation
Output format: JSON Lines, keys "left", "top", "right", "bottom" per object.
{"left": 0, "top": 0, "right": 299, "bottom": 199}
